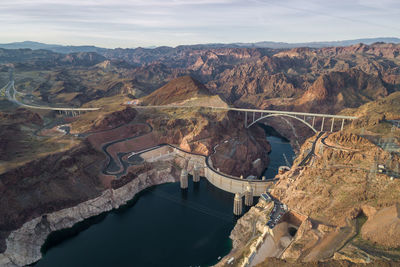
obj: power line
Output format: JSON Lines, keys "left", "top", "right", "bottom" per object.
{"left": 145, "top": 189, "right": 234, "bottom": 223}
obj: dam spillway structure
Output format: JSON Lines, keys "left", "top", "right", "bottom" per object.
{"left": 193, "top": 165, "right": 200, "bottom": 183}
{"left": 233, "top": 193, "right": 243, "bottom": 216}
{"left": 244, "top": 184, "right": 254, "bottom": 206}
{"left": 180, "top": 169, "right": 188, "bottom": 189}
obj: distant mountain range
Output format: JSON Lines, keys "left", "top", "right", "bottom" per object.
{"left": 215, "top": 37, "right": 400, "bottom": 49}
{"left": 1, "top": 38, "right": 399, "bottom": 53}
{"left": 0, "top": 41, "right": 107, "bottom": 54}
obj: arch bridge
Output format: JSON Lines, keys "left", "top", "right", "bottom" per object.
{"left": 134, "top": 105, "right": 358, "bottom": 133}
{"left": 240, "top": 108, "right": 357, "bottom": 132}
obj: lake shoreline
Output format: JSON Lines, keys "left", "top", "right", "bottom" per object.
{"left": 0, "top": 166, "right": 178, "bottom": 267}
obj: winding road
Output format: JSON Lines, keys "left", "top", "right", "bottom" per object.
{"left": 298, "top": 132, "right": 324, "bottom": 166}
{"left": 100, "top": 123, "right": 153, "bottom": 177}
{"left": 2, "top": 72, "right": 100, "bottom": 112}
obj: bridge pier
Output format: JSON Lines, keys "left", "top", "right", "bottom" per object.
{"left": 341, "top": 119, "right": 345, "bottom": 131}
{"left": 180, "top": 169, "right": 188, "bottom": 189}
{"left": 239, "top": 108, "right": 355, "bottom": 132}
{"left": 193, "top": 165, "right": 200, "bottom": 182}
{"left": 233, "top": 193, "right": 243, "bottom": 216}
{"left": 244, "top": 184, "right": 254, "bottom": 206}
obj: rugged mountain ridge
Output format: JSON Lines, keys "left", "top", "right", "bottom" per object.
{"left": 2, "top": 42, "right": 400, "bottom": 115}
{"left": 140, "top": 76, "right": 211, "bottom": 105}
{"left": 2, "top": 38, "right": 399, "bottom": 53}
{"left": 0, "top": 48, "right": 106, "bottom": 68}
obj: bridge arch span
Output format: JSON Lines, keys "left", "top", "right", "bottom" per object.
{"left": 246, "top": 113, "right": 318, "bottom": 133}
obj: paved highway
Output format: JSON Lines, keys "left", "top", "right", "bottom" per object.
{"left": 3, "top": 74, "right": 100, "bottom": 111}
{"left": 298, "top": 132, "right": 324, "bottom": 166}
{"left": 4, "top": 71, "right": 357, "bottom": 118}
{"left": 133, "top": 105, "right": 358, "bottom": 120}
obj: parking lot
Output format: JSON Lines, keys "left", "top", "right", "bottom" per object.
{"left": 266, "top": 200, "right": 287, "bottom": 229}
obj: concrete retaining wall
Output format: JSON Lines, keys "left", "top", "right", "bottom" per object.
{"left": 139, "top": 145, "right": 273, "bottom": 196}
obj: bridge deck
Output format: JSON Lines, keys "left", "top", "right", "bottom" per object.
{"left": 133, "top": 105, "right": 357, "bottom": 120}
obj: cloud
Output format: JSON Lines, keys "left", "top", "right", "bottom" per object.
{"left": 0, "top": 0, "right": 399, "bottom": 47}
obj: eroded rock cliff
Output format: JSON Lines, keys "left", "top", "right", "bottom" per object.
{"left": 0, "top": 164, "right": 178, "bottom": 266}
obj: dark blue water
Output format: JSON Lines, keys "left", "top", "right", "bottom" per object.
{"left": 35, "top": 179, "right": 236, "bottom": 267}
{"left": 263, "top": 136, "right": 295, "bottom": 179}
{"left": 35, "top": 135, "right": 293, "bottom": 267}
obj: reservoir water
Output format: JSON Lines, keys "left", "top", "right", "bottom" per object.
{"left": 263, "top": 135, "right": 296, "bottom": 179}
{"left": 34, "top": 134, "right": 294, "bottom": 267}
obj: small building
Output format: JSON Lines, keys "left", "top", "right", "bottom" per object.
{"left": 227, "top": 257, "right": 234, "bottom": 265}
{"left": 126, "top": 99, "right": 140, "bottom": 105}
{"left": 261, "top": 193, "right": 272, "bottom": 203}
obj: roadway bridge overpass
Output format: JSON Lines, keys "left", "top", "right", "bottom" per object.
{"left": 1, "top": 73, "right": 100, "bottom": 114}
{"left": 133, "top": 105, "right": 358, "bottom": 133}
{"left": 3, "top": 70, "right": 356, "bottom": 128}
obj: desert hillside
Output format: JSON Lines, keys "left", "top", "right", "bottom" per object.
{"left": 140, "top": 75, "right": 211, "bottom": 105}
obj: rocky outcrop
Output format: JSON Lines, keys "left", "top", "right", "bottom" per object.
{"left": 149, "top": 111, "right": 270, "bottom": 177}
{"left": 91, "top": 107, "right": 137, "bottom": 131}
{"left": 0, "top": 109, "right": 44, "bottom": 161}
{"left": 265, "top": 131, "right": 400, "bottom": 262}
{"left": 0, "top": 108, "right": 43, "bottom": 126}
{"left": 297, "top": 69, "right": 389, "bottom": 113}
{"left": 361, "top": 204, "right": 400, "bottom": 248}
{"left": 0, "top": 165, "right": 178, "bottom": 266}
{"left": 230, "top": 201, "right": 272, "bottom": 249}
{"left": 219, "top": 129, "right": 399, "bottom": 266}
{"left": 0, "top": 141, "right": 105, "bottom": 237}
{"left": 140, "top": 76, "right": 211, "bottom": 105}
{"left": 209, "top": 130, "right": 270, "bottom": 178}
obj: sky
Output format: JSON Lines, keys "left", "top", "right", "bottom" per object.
{"left": 0, "top": 0, "right": 399, "bottom": 48}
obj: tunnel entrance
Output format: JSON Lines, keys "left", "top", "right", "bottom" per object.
{"left": 288, "top": 227, "right": 297, "bottom": 237}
